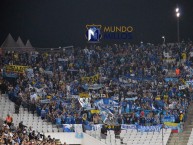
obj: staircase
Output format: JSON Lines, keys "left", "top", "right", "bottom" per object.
{"left": 0, "top": 94, "right": 60, "bottom": 134}
{"left": 167, "top": 102, "right": 193, "bottom": 145}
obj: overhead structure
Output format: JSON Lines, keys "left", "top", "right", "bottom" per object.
{"left": 0, "top": 33, "right": 35, "bottom": 53}
{"left": 16, "top": 36, "right": 25, "bottom": 48}
{"left": 25, "top": 40, "right": 33, "bottom": 48}
{"left": 1, "top": 33, "right": 19, "bottom": 49}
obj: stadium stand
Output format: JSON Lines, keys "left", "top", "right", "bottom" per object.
{"left": 0, "top": 94, "right": 59, "bottom": 133}
{"left": 1, "top": 40, "right": 193, "bottom": 145}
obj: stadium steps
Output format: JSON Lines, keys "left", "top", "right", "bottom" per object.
{"left": 167, "top": 133, "right": 189, "bottom": 145}
{"left": 167, "top": 102, "right": 193, "bottom": 145}
{"left": 0, "top": 116, "right": 5, "bottom": 126}
{"left": 0, "top": 94, "right": 60, "bottom": 134}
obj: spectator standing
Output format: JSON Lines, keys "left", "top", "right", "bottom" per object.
{"left": 5, "top": 114, "right": 13, "bottom": 127}
{"left": 176, "top": 68, "right": 180, "bottom": 75}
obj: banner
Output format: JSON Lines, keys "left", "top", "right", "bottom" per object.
{"left": 92, "top": 124, "right": 103, "bottom": 131}
{"left": 137, "top": 124, "right": 162, "bottom": 132}
{"left": 164, "top": 122, "right": 179, "bottom": 128}
{"left": 163, "top": 59, "right": 176, "bottom": 63}
{"left": 85, "top": 124, "right": 120, "bottom": 132}
{"left": 121, "top": 124, "right": 137, "bottom": 130}
{"left": 79, "top": 92, "right": 89, "bottom": 98}
{"left": 63, "top": 124, "right": 74, "bottom": 132}
{"left": 163, "top": 115, "right": 175, "bottom": 123}
{"left": 40, "top": 99, "right": 50, "bottom": 104}
{"left": 94, "top": 98, "right": 119, "bottom": 119}
{"left": 81, "top": 74, "right": 99, "bottom": 83}
{"left": 74, "top": 124, "right": 83, "bottom": 138}
{"left": 125, "top": 97, "right": 138, "bottom": 101}
{"left": 95, "top": 98, "right": 119, "bottom": 110}
{"left": 179, "top": 85, "right": 188, "bottom": 90}
{"left": 90, "top": 110, "right": 100, "bottom": 114}
{"left": 164, "top": 122, "right": 182, "bottom": 133}
{"left": 88, "top": 84, "right": 103, "bottom": 90}
{"left": 119, "top": 76, "right": 138, "bottom": 84}
{"left": 186, "top": 80, "right": 193, "bottom": 87}
{"left": 91, "top": 93, "right": 108, "bottom": 99}
{"left": 103, "top": 124, "right": 120, "bottom": 130}
{"left": 5, "top": 65, "right": 29, "bottom": 73}
{"left": 112, "top": 95, "right": 119, "bottom": 100}
{"left": 78, "top": 98, "right": 91, "bottom": 108}
{"left": 84, "top": 124, "right": 103, "bottom": 131}
{"left": 164, "top": 77, "right": 178, "bottom": 82}
{"left": 71, "top": 95, "right": 79, "bottom": 98}
{"left": 2, "top": 70, "right": 18, "bottom": 78}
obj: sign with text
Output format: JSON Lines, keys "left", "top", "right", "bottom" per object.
{"left": 5, "top": 65, "right": 29, "bottom": 73}
{"left": 81, "top": 74, "right": 99, "bottom": 83}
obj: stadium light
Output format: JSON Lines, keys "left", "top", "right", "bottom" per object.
{"left": 175, "top": 6, "right": 180, "bottom": 42}
{"left": 175, "top": 8, "right": 179, "bottom": 13}
{"left": 176, "top": 12, "right": 180, "bottom": 17}
{"left": 162, "top": 36, "right": 165, "bottom": 44}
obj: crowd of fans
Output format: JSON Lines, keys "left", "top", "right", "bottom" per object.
{"left": 0, "top": 42, "right": 193, "bottom": 131}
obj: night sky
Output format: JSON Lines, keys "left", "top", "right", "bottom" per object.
{"left": 0, "top": 0, "right": 193, "bottom": 48}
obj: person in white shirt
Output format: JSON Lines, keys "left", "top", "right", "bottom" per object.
{"left": 30, "top": 92, "right": 37, "bottom": 101}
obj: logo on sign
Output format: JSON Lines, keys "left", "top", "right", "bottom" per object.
{"left": 86, "top": 24, "right": 102, "bottom": 43}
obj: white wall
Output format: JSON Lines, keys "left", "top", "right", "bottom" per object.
{"left": 44, "top": 132, "right": 107, "bottom": 145}
{"left": 82, "top": 133, "right": 107, "bottom": 145}
{"left": 44, "top": 132, "right": 82, "bottom": 144}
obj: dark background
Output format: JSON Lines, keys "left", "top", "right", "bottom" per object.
{"left": 0, "top": 0, "right": 193, "bottom": 48}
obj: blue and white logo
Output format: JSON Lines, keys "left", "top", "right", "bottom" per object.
{"left": 86, "top": 25, "right": 102, "bottom": 43}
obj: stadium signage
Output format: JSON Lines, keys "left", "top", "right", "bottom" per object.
{"left": 103, "top": 26, "right": 133, "bottom": 33}
{"left": 137, "top": 125, "right": 162, "bottom": 132}
{"left": 121, "top": 124, "right": 136, "bottom": 130}
{"left": 85, "top": 24, "right": 133, "bottom": 43}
